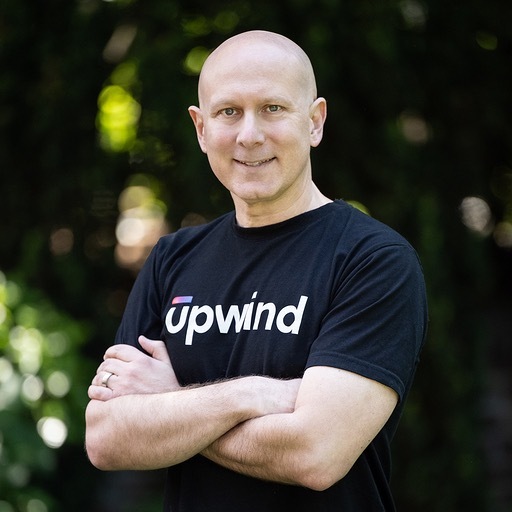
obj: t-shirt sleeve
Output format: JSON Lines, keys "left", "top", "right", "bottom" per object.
{"left": 306, "top": 243, "right": 428, "bottom": 401}
{"left": 114, "top": 239, "right": 166, "bottom": 349}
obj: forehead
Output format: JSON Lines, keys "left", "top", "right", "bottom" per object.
{"left": 199, "top": 42, "right": 312, "bottom": 107}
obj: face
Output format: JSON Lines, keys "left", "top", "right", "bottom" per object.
{"left": 189, "top": 39, "right": 326, "bottom": 214}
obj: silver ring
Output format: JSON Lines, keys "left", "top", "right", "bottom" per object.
{"left": 101, "top": 372, "right": 114, "bottom": 388}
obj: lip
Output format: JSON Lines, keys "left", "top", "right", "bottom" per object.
{"left": 234, "top": 157, "right": 276, "bottom": 167}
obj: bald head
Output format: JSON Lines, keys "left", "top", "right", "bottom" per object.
{"left": 187, "top": 30, "right": 329, "bottom": 223}
{"left": 197, "top": 31, "right": 318, "bottom": 107}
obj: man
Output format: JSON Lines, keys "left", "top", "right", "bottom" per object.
{"left": 86, "top": 30, "right": 428, "bottom": 511}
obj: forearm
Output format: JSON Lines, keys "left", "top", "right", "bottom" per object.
{"left": 85, "top": 377, "right": 278, "bottom": 471}
{"left": 202, "top": 367, "right": 398, "bottom": 491}
{"left": 202, "top": 410, "right": 327, "bottom": 489}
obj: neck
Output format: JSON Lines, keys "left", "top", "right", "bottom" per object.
{"left": 233, "top": 183, "right": 332, "bottom": 228}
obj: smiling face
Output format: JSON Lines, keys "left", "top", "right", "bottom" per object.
{"left": 189, "top": 31, "right": 327, "bottom": 224}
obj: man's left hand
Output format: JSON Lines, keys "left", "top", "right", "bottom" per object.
{"left": 88, "top": 336, "right": 180, "bottom": 401}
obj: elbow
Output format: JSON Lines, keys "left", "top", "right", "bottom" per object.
{"left": 85, "top": 401, "right": 118, "bottom": 471}
{"left": 85, "top": 441, "right": 108, "bottom": 471}
{"left": 294, "top": 452, "right": 353, "bottom": 492}
{"left": 85, "top": 433, "right": 115, "bottom": 471}
{"left": 298, "top": 469, "right": 347, "bottom": 492}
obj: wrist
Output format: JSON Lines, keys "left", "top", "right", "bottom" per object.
{"left": 230, "top": 375, "right": 297, "bottom": 419}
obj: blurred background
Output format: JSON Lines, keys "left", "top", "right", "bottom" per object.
{"left": 0, "top": 0, "right": 511, "bottom": 510}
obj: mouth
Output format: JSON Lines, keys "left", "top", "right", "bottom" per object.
{"left": 234, "top": 157, "right": 276, "bottom": 167}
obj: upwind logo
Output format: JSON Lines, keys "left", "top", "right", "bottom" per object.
{"left": 165, "top": 291, "right": 308, "bottom": 345}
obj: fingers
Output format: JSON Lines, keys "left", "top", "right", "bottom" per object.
{"left": 88, "top": 338, "right": 177, "bottom": 402}
{"left": 91, "top": 370, "right": 118, "bottom": 389}
{"left": 103, "top": 343, "right": 141, "bottom": 362}
{"left": 88, "top": 383, "right": 114, "bottom": 401}
{"left": 103, "top": 339, "right": 171, "bottom": 365}
{"left": 95, "top": 358, "right": 125, "bottom": 378}
{"left": 89, "top": 369, "right": 117, "bottom": 401}
{"left": 138, "top": 335, "right": 171, "bottom": 363}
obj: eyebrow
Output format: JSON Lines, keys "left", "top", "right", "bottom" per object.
{"left": 208, "top": 95, "right": 293, "bottom": 111}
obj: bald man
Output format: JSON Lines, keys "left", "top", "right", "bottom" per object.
{"left": 86, "top": 31, "right": 427, "bottom": 511}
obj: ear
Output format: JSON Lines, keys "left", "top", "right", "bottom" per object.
{"left": 188, "top": 106, "right": 207, "bottom": 153}
{"left": 309, "top": 97, "right": 327, "bottom": 148}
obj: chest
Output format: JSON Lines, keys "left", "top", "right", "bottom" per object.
{"left": 158, "top": 231, "right": 338, "bottom": 384}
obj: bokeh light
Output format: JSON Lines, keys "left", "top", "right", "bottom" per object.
{"left": 183, "top": 46, "right": 210, "bottom": 75}
{"left": 114, "top": 176, "right": 169, "bottom": 271}
{"left": 400, "top": 0, "right": 427, "bottom": 29}
{"left": 36, "top": 417, "right": 68, "bottom": 449}
{"left": 493, "top": 221, "right": 512, "bottom": 248}
{"left": 459, "top": 196, "right": 494, "bottom": 236}
{"left": 398, "top": 111, "right": 431, "bottom": 144}
{"left": 46, "top": 371, "right": 71, "bottom": 398}
{"left": 97, "top": 85, "right": 141, "bottom": 152}
{"left": 49, "top": 228, "right": 74, "bottom": 257}
{"left": 21, "top": 375, "right": 44, "bottom": 402}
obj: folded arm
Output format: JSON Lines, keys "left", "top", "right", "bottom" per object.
{"left": 85, "top": 337, "right": 300, "bottom": 470}
{"left": 85, "top": 374, "right": 300, "bottom": 471}
{"left": 85, "top": 337, "right": 397, "bottom": 489}
{"left": 202, "top": 365, "right": 398, "bottom": 491}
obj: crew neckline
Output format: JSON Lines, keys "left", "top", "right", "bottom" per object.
{"left": 231, "top": 200, "right": 344, "bottom": 239}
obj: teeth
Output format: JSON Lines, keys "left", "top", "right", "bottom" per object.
{"left": 239, "top": 158, "right": 273, "bottom": 167}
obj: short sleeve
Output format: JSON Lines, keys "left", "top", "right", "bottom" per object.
{"left": 306, "top": 243, "right": 428, "bottom": 401}
{"left": 114, "top": 238, "right": 166, "bottom": 348}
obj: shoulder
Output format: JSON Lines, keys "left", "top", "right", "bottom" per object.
{"left": 322, "top": 202, "right": 425, "bottom": 297}
{"left": 327, "top": 200, "right": 416, "bottom": 255}
{"left": 138, "top": 211, "right": 234, "bottom": 277}
{"left": 155, "top": 211, "right": 234, "bottom": 252}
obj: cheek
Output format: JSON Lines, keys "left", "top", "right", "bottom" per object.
{"left": 205, "top": 140, "right": 232, "bottom": 176}
{"left": 203, "top": 123, "right": 235, "bottom": 149}
{"left": 205, "top": 147, "right": 232, "bottom": 184}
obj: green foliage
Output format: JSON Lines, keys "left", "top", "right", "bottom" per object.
{"left": 0, "top": 271, "right": 93, "bottom": 512}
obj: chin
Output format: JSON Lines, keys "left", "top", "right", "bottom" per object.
{"left": 231, "top": 184, "right": 279, "bottom": 202}
{"left": 234, "top": 191, "right": 280, "bottom": 205}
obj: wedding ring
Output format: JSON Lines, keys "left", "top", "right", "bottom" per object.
{"left": 101, "top": 372, "right": 114, "bottom": 388}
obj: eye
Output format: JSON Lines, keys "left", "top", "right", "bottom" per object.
{"left": 266, "top": 105, "right": 282, "bottom": 113}
{"left": 221, "top": 107, "right": 237, "bottom": 117}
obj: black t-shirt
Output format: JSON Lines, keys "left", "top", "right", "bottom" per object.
{"left": 115, "top": 200, "right": 428, "bottom": 511}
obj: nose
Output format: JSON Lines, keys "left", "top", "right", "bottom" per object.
{"left": 236, "top": 113, "right": 265, "bottom": 147}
